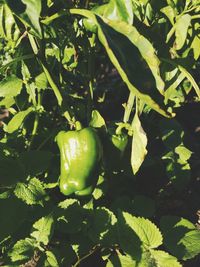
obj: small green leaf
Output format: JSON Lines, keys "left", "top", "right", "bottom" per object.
{"left": 0, "top": 97, "right": 15, "bottom": 108}
{"left": 14, "top": 177, "right": 47, "bottom": 206}
{"left": 45, "top": 251, "right": 59, "bottom": 267}
{"left": 8, "top": 238, "right": 35, "bottom": 262}
{"left": 0, "top": 75, "right": 23, "bottom": 98}
{"left": 89, "top": 110, "right": 105, "bottom": 128}
{"left": 35, "top": 72, "right": 48, "bottom": 90}
{"left": 31, "top": 214, "right": 54, "bottom": 246}
{"left": 6, "top": 107, "right": 33, "bottom": 133}
{"left": 131, "top": 113, "right": 148, "bottom": 174}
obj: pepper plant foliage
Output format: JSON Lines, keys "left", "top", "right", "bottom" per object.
{"left": 0, "top": 0, "right": 200, "bottom": 266}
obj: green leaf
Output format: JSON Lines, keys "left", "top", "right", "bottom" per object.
{"left": 175, "top": 145, "right": 192, "bottom": 162}
{"left": 107, "top": 254, "right": 136, "bottom": 267}
{"left": 35, "top": 72, "right": 48, "bottom": 90}
{"left": 6, "top": 0, "right": 42, "bottom": 38}
{"left": 6, "top": 107, "right": 33, "bottom": 133}
{"left": 0, "top": 75, "right": 23, "bottom": 98}
{"left": 89, "top": 109, "right": 105, "bottom": 128}
{"left": 160, "top": 216, "right": 200, "bottom": 260}
{"left": 88, "top": 207, "right": 117, "bottom": 245}
{"left": 45, "top": 251, "right": 59, "bottom": 267}
{"left": 31, "top": 214, "right": 54, "bottom": 246}
{"left": 175, "top": 14, "right": 191, "bottom": 50}
{"left": 131, "top": 113, "right": 148, "bottom": 174}
{"left": 0, "top": 197, "right": 28, "bottom": 242}
{"left": 191, "top": 35, "right": 200, "bottom": 60}
{"left": 18, "top": 150, "right": 53, "bottom": 176}
{"left": 14, "top": 177, "right": 47, "bottom": 206}
{"left": 120, "top": 212, "right": 163, "bottom": 249}
{"left": 0, "top": 97, "right": 15, "bottom": 108}
{"left": 70, "top": 9, "right": 172, "bottom": 118}
{"left": 57, "top": 199, "right": 85, "bottom": 234}
{"left": 0, "top": 4, "right": 20, "bottom": 42}
{"left": 150, "top": 250, "right": 182, "bottom": 267}
{"left": 8, "top": 238, "right": 35, "bottom": 263}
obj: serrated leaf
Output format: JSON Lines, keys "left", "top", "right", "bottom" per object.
{"left": 0, "top": 75, "right": 23, "bottom": 98}
{"left": 120, "top": 212, "right": 163, "bottom": 248}
{"left": 89, "top": 109, "right": 105, "bottom": 128}
{"left": 107, "top": 253, "right": 136, "bottom": 267}
{"left": 150, "top": 250, "right": 182, "bottom": 267}
{"left": 160, "top": 216, "right": 200, "bottom": 260}
{"left": 6, "top": 107, "right": 33, "bottom": 133}
{"left": 131, "top": 113, "right": 148, "bottom": 174}
{"left": 14, "top": 178, "right": 47, "bottom": 206}
{"left": 8, "top": 238, "right": 35, "bottom": 262}
{"left": 175, "top": 14, "right": 191, "bottom": 50}
{"left": 31, "top": 214, "right": 54, "bottom": 245}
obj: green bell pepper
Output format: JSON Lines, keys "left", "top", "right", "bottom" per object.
{"left": 56, "top": 126, "right": 102, "bottom": 196}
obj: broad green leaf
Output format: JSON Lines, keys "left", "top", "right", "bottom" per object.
{"left": 150, "top": 250, "right": 182, "bottom": 267}
{"left": 131, "top": 113, "right": 148, "bottom": 174}
{"left": 0, "top": 197, "right": 28, "bottom": 242}
{"left": 160, "top": 216, "right": 200, "bottom": 260}
{"left": 160, "top": 6, "right": 176, "bottom": 25}
{"left": 106, "top": 19, "right": 165, "bottom": 95}
{"left": 97, "top": 0, "right": 133, "bottom": 25}
{"left": 18, "top": 150, "right": 53, "bottom": 176}
{"left": 175, "top": 14, "right": 191, "bottom": 50}
{"left": 89, "top": 109, "right": 105, "bottom": 128}
{"left": 57, "top": 199, "right": 85, "bottom": 234}
{"left": 31, "top": 214, "right": 54, "bottom": 245}
{"left": 45, "top": 251, "right": 59, "bottom": 267}
{"left": 14, "top": 177, "right": 47, "bottom": 206}
{"left": 70, "top": 9, "right": 172, "bottom": 118}
{"left": 107, "top": 254, "right": 136, "bottom": 267}
{"left": 8, "top": 238, "right": 35, "bottom": 262}
{"left": 117, "top": 211, "right": 142, "bottom": 260}
{"left": 88, "top": 207, "right": 117, "bottom": 245}
{"left": 122, "top": 212, "right": 163, "bottom": 248}
{"left": 0, "top": 75, "right": 23, "bottom": 98}
{"left": 0, "top": 97, "right": 15, "bottom": 108}
{"left": 6, "top": 107, "right": 33, "bottom": 133}
{"left": 6, "top": 0, "right": 42, "bottom": 38}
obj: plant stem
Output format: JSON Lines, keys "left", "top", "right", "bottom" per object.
{"left": 123, "top": 92, "right": 135, "bottom": 123}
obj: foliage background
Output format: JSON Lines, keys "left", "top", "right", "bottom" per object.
{"left": 0, "top": 0, "right": 200, "bottom": 266}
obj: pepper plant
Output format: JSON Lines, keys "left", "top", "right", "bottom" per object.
{"left": 0, "top": 0, "right": 200, "bottom": 266}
